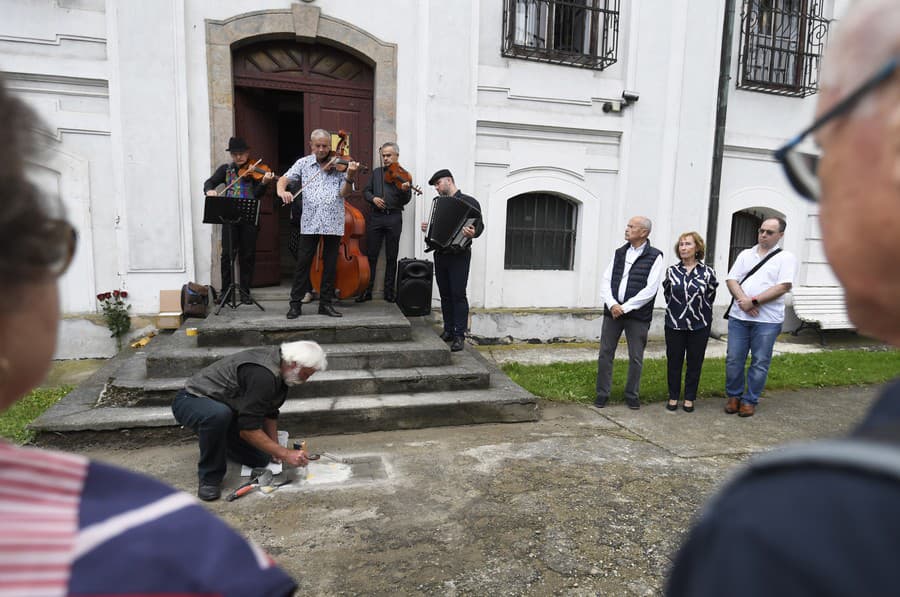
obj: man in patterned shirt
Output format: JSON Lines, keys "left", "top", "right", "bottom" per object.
{"left": 277, "top": 129, "right": 359, "bottom": 318}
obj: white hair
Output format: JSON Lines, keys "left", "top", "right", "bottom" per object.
{"left": 637, "top": 216, "right": 652, "bottom": 233}
{"left": 280, "top": 341, "right": 327, "bottom": 371}
{"left": 310, "top": 128, "right": 330, "bottom": 142}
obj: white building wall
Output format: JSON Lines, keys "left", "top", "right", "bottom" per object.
{"left": 1, "top": 0, "right": 850, "bottom": 354}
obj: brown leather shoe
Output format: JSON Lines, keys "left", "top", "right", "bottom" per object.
{"left": 738, "top": 402, "right": 756, "bottom": 417}
{"left": 725, "top": 397, "right": 740, "bottom": 414}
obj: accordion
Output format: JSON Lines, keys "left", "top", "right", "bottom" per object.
{"left": 425, "top": 195, "right": 481, "bottom": 252}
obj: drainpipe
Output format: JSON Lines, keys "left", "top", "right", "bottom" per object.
{"left": 705, "top": 0, "right": 737, "bottom": 266}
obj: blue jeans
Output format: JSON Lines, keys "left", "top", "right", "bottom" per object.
{"left": 171, "top": 390, "right": 269, "bottom": 485}
{"left": 725, "top": 319, "right": 782, "bottom": 405}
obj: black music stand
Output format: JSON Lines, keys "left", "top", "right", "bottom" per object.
{"left": 202, "top": 196, "right": 264, "bottom": 314}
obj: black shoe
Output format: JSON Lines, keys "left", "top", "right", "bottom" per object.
{"left": 198, "top": 483, "right": 221, "bottom": 501}
{"left": 626, "top": 397, "right": 641, "bottom": 410}
{"left": 286, "top": 305, "right": 302, "bottom": 319}
{"left": 450, "top": 336, "right": 465, "bottom": 352}
{"left": 384, "top": 294, "right": 396, "bottom": 303}
{"left": 318, "top": 303, "right": 342, "bottom": 317}
{"left": 355, "top": 291, "right": 372, "bottom": 303}
{"left": 666, "top": 400, "right": 678, "bottom": 412}
{"left": 682, "top": 400, "right": 695, "bottom": 413}
{"left": 593, "top": 397, "right": 608, "bottom": 408}
{"left": 440, "top": 331, "right": 454, "bottom": 342}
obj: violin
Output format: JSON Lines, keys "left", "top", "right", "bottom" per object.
{"left": 309, "top": 130, "right": 371, "bottom": 299}
{"left": 322, "top": 132, "right": 369, "bottom": 174}
{"left": 384, "top": 161, "right": 422, "bottom": 195}
{"left": 238, "top": 160, "right": 279, "bottom": 181}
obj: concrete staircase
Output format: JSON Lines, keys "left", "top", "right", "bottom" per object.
{"left": 32, "top": 295, "right": 539, "bottom": 439}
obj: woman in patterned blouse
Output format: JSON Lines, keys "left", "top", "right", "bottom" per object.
{"left": 662, "top": 232, "right": 718, "bottom": 412}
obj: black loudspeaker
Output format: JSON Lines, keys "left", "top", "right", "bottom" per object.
{"left": 396, "top": 258, "right": 433, "bottom": 317}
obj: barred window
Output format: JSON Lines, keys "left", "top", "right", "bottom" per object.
{"left": 505, "top": 193, "right": 577, "bottom": 270}
{"left": 728, "top": 211, "right": 763, "bottom": 269}
{"left": 502, "top": 0, "right": 620, "bottom": 71}
{"left": 737, "top": 0, "right": 829, "bottom": 97}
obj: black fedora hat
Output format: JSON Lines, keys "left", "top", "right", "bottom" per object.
{"left": 226, "top": 137, "right": 250, "bottom": 153}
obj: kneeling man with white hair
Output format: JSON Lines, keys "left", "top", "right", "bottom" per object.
{"left": 172, "top": 340, "right": 327, "bottom": 501}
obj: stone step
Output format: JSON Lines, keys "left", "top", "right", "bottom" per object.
{"left": 145, "top": 324, "right": 450, "bottom": 378}
{"left": 190, "top": 300, "right": 413, "bottom": 346}
{"left": 103, "top": 349, "right": 491, "bottom": 407}
{"left": 31, "top": 351, "right": 538, "bottom": 438}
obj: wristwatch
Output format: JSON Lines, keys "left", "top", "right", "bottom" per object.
{"left": 751, "top": 297, "right": 760, "bottom": 306}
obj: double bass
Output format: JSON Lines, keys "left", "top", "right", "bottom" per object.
{"left": 309, "top": 131, "right": 371, "bottom": 299}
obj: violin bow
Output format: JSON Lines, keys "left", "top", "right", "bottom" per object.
{"left": 217, "top": 158, "right": 263, "bottom": 196}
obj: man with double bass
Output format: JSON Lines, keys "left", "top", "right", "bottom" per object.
{"left": 204, "top": 137, "right": 275, "bottom": 304}
{"left": 356, "top": 142, "right": 413, "bottom": 303}
{"left": 277, "top": 129, "right": 359, "bottom": 318}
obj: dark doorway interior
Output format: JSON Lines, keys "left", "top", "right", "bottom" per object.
{"left": 272, "top": 91, "right": 305, "bottom": 281}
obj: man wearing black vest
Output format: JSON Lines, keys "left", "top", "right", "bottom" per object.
{"left": 171, "top": 340, "right": 327, "bottom": 501}
{"left": 595, "top": 216, "right": 663, "bottom": 410}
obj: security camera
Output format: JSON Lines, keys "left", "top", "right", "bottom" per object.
{"left": 621, "top": 90, "right": 640, "bottom": 103}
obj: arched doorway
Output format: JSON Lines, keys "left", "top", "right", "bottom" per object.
{"left": 231, "top": 39, "right": 375, "bottom": 286}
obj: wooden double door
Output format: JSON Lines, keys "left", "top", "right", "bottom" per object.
{"left": 231, "top": 40, "right": 374, "bottom": 286}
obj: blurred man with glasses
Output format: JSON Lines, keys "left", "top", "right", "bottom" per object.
{"left": 723, "top": 217, "right": 796, "bottom": 418}
{"left": 668, "top": 1, "right": 900, "bottom": 594}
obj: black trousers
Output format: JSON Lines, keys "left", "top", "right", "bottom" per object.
{"left": 664, "top": 326, "right": 711, "bottom": 402}
{"left": 365, "top": 210, "right": 402, "bottom": 298}
{"left": 171, "top": 390, "right": 269, "bottom": 485}
{"left": 434, "top": 250, "right": 471, "bottom": 338}
{"left": 290, "top": 234, "right": 340, "bottom": 306}
{"left": 221, "top": 223, "right": 257, "bottom": 294}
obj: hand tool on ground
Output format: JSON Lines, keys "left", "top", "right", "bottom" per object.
{"left": 225, "top": 468, "right": 273, "bottom": 502}
{"left": 260, "top": 477, "right": 294, "bottom": 494}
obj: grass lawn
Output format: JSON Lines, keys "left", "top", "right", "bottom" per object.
{"left": 0, "top": 386, "right": 71, "bottom": 444}
{"left": 502, "top": 349, "right": 900, "bottom": 405}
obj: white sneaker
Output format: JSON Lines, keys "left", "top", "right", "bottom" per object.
{"left": 300, "top": 292, "right": 314, "bottom": 304}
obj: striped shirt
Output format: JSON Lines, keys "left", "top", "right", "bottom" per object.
{"left": 663, "top": 261, "right": 718, "bottom": 330}
{"left": 284, "top": 154, "right": 347, "bottom": 236}
{"left": 0, "top": 441, "right": 295, "bottom": 596}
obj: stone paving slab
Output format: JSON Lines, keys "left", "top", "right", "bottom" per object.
{"left": 596, "top": 384, "right": 879, "bottom": 458}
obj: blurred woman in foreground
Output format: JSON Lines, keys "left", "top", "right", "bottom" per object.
{"left": 0, "top": 80, "right": 296, "bottom": 596}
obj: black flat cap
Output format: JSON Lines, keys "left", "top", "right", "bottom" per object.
{"left": 428, "top": 169, "right": 453, "bottom": 186}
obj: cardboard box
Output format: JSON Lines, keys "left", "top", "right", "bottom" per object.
{"left": 158, "top": 290, "right": 183, "bottom": 330}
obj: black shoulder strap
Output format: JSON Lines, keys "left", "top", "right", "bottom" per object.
{"left": 739, "top": 248, "right": 782, "bottom": 285}
{"left": 724, "top": 248, "right": 782, "bottom": 319}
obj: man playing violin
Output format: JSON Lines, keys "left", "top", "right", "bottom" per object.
{"left": 277, "top": 129, "right": 359, "bottom": 318}
{"left": 204, "top": 136, "right": 275, "bottom": 304}
{"left": 356, "top": 142, "right": 413, "bottom": 303}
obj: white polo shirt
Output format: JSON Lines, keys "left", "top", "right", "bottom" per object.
{"left": 726, "top": 244, "right": 797, "bottom": 323}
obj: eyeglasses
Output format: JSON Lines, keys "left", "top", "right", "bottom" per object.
{"left": 774, "top": 55, "right": 899, "bottom": 202}
{"left": 46, "top": 219, "right": 78, "bottom": 277}
{"left": 758, "top": 228, "right": 779, "bottom": 236}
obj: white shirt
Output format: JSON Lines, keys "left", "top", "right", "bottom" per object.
{"left": 601, "top": 242, "right": 664, "bottom": 314}
{"left": 726, "top": 244, "right": 797, "bottom": 323}
{"left": 284, "top": 155, "right": 347, "bottom": 236}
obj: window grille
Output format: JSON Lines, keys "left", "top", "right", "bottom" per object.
{"left": 729, "top": 211, "right": 763, "bottom": 269}
{"left": 505, "top": 193, "right": 577, "bottom": 270}
{"left": 738, "top": 0, "right": 830, "bottom": 97}
{"left": 502, "top": 0, "right": 620, "bottom": 70}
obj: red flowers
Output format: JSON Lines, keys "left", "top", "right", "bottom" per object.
{"left": 96, "top": 290, "right": 128, "bottom": 301}
{"left": 96, "top": 290, "right": 132, "bottom": 346}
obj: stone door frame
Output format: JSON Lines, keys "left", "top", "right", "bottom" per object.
{"left": 205, "top": 4, "right": 397, "bottom": 283}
